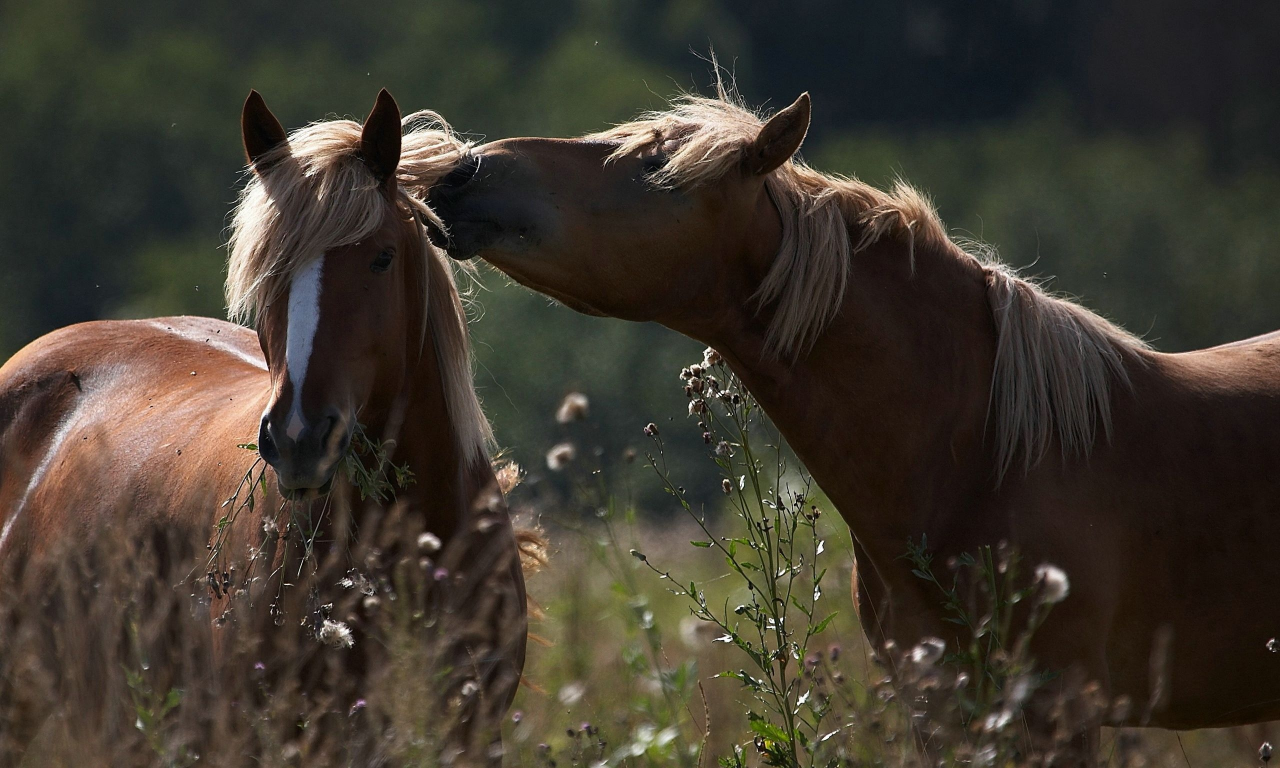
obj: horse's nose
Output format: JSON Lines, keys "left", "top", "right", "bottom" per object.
{"left": 259, "top": 406, "right": 346, "bottom": 491}
{"left": 258, "top": 414, "right": 280, "bottom": 464}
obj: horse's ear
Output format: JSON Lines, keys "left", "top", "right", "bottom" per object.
{"left": 745, "top": 92, "right": 811, "bottom": 176}
{"left": 241, "top": 90, "right": 289, "bottom": 174}
{"left": 360, "top": 88, "right": 402, "bottom": 189}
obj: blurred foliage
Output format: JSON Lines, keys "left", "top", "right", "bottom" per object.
{"left": 1, "top": 0, "right": 1277, "bottom": 513}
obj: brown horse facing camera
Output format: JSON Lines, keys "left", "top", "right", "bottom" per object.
{"left": 0, "top": 91, "right": 526, "bottom": 762}
{"left": 429, "top": 88, "right": 1280, "bottom": 743}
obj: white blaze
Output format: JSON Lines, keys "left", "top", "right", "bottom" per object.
{"left": 284, "top": 256, "right": 324, "bottom": 440}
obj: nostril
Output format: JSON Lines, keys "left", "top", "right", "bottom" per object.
{"left": 258, "top": 416, "right": 279, "bottom": 462}
{"left": 437, "top": 152, "right": 480, "bottom": 192}
{"left": 317, "top": 408, "right": 344, "bottom": 449}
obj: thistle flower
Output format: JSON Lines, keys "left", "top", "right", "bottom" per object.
{"left": 546, "top": 442, "right": 576, "bottom": 471}
{"left": 555, "top": 391, "right": 590, "bottom": 423}
{"left": 417, "top": 531, "right": 442, "bottom": 553}
{"left": 558, "top": 681, "right": 585, "bottom": 705}
{"left": 702, "top": 347, "right": 722, "bottom": 367}
{"left": 1034, "top": 563, "right": 1070, "bottom": 604}
{"left": 688, "top": 399, "right": 707, "bottom": 416}
{"left": 318, "top": 619, "right": 354, "bottom": 649}
{"left": 643, "top": 423, "right": 658, "bottom": 437}
{"left": 909, "top": 637, "right": 946, "bottom": 666}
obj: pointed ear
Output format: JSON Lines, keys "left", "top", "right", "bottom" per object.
{"left": 241, "top": 90, "right": 289, "bottom": 173}
{"left": 745, "top": 92, "right": 811, "bottom": 176}
{"left": 360, "top": 88, "right": 402, "bottom": 189}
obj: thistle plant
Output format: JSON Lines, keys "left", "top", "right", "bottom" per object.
{"left": 632, "top": 348, "right": 838, "bottom": 768}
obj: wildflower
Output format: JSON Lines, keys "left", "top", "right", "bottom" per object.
{"left": 828, "top": 643, "right": 841, "bottom": 662}
{"left": 545, "top": 442, "right": 576, "bottom": 471}
{"left": 629, "top": 549, "right": 647, "bottom": 562}
{"left": 511, "top": 710, "right": 523, "bottom": 723}
{"left": 349, "top": 698, "right": 367, "bottom": 716}
{"left": 678, "top": 367, "right": 693, "bottom": 381}
{"left": 318, "top": 619, "right": 354, "bottom": 649}
{"left": 643, "top": 422, "right": 658, "bottom": 437}
{"left": 702, "top": 431, "right": 712, "bottom": 444}
{"left": 688, "top": 399, "right": 707, "bottom": 416}
{"left": 909, "top": 637, "right": 946, "bottom": 666}
{"left": 433, "top": 566, "right": 449, "bottom": 582}
{"left": 1268, "top": 638, "right": 1278, "bottom": 653}
{"left": 557, "top": 681, "right": 586, "bottom": 705}
{"left": 1034, "top": 563, "right": 1071, "bottom": 604}
{"left": 253, "top": 661, "right": 265, "bottom": 672}
{"left": 460, "top": 680, "right": 480, "bottom": 697}
{"left": 555, "top": 392, "right": 590, "bottom": 423}
{"left": 702, "top": 347, "right": 722, "bottom": 367}
{"left": 417, "top": 531, "right": 442, "bottom": 553}
{"left": 715, "top": 440, "right": 733, "bottom": 457}
{"left": 1261, "top": 742, "right": 1272, "bottom": 763}
{"left": 722, "top": 479, "right": 733, "bottom": 495}
{"left": 679, "top": 616, "right": 715, "bottom": 649}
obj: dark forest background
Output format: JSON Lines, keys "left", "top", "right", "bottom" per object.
{"left": 3, "top": 0, "right": 1278, "bottom": 502}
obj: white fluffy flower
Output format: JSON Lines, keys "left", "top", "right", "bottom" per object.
{"left": 555, "top": 392, "right": 590, "bottom": 423}
{"left": 908, "top": 637, "right": 946, "bottom": 666}
{"left": 318, "top": 619, "right": 354, "bottom": 649}
{"left": 417, "top": 531, "right": 442, "bottom": 553}
{"left": 546, "top": 442, "right": 576, "bottom": 471}
{"left": 1034, "top": 564, "right": 1070, "bottom": 604}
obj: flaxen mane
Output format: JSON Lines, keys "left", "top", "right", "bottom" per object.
{"left": 592, "top": 89, "right": 1148, "bottom": 481}
{"left": 225, "top": 111, "right": 493, "bottom": 460}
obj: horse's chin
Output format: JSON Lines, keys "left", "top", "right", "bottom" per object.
{"left": 278, "top": 472, "right": 336, "bottom": 502}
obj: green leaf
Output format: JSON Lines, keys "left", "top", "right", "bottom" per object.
{"left": 747, "top": 717, "right": 792, "bottom": 745}
{"left": 690, "top": 540, "right": 712, "bottom": 548}
{"left": 812, "top": 612, "right": 838, "bottom": 634}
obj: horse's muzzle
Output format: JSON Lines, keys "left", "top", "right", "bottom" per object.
{"left": 258, "top": 408, "right": 349, "bottom": 497}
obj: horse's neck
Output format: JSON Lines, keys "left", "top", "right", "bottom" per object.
{"left": 712, "top": 237, "right": 999, "bottom": 573}
{"left": 366, "top": 321, "right": 483, "bottom": 544}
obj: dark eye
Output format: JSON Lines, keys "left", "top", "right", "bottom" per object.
{"left": 370, "top": 249, "right": 394, "bottom": 273}
{"left": 641, "top": 153, "right": 667, "bottom": 176}
{"left": 640, "top": 139, "right": 679, "bottom": 179}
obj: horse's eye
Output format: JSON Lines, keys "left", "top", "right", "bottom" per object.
{"left": 370, "top": 249, "right": 394, "bottom": 273}
{"left": 641, "top": 152, "right": 667, "bottom": 177}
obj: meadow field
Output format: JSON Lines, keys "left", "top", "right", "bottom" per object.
{"left": 2, "top": 347, "right": 1272, "bottom": 767}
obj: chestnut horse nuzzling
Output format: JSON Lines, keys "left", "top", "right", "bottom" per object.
{"left": 428, "top": 85, "right": 1280, "bottom": 742}
{"left": 0, "top": 89, "right": 526, "bottom": 762}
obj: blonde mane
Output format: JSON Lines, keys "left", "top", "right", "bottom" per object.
{"left": 225, "top": 111, "right": 493, "bottom": 459}
{"left": 592, "top": 91, "right": 1148, "bottom": 481}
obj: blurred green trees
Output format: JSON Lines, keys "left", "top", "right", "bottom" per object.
{"left": 2, "top": 0, "right": 1277, "bottom": 510}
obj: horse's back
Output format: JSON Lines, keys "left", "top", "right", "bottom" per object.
{"left": 0, "top": 318, "right": 269, "bottom": 563}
